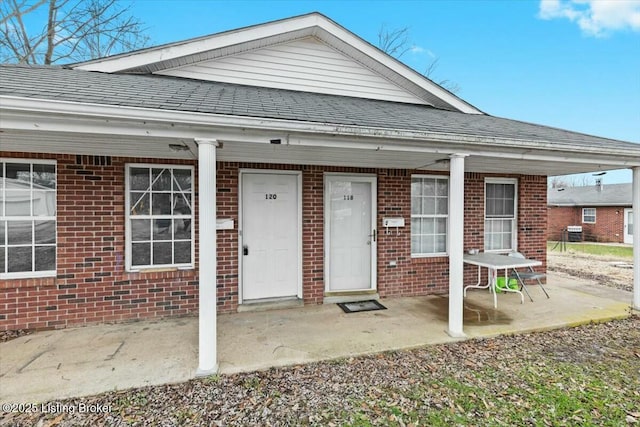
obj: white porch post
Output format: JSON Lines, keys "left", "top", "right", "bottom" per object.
{"left": 633, "top": 167, "right": 640, "bottom": 311}
{"left": 447, "top": 154, "right": 467, "bottom": 337}
{"left": 196, "top": 139, "right": 219, "bottom": 375}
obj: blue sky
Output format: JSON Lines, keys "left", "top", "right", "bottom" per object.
{"left": 129, "top": 0, "right": 640, "bottom": 184}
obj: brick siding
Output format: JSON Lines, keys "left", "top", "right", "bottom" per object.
{"left": 547, "top": 205, "right": 628, "bottom": 243}
{"left": 1, "top": 152, "right": 548, "bottom": 331}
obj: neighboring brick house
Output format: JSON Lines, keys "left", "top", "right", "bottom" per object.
{"left": 548, "top": 183, "right": 633, "bottom": 244}
{"left": 2, "top": 13, "right": 639, "bottom": 374}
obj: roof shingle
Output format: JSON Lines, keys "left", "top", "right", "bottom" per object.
{"left": 1, "top": 64, "right": 639, "bottom": 156}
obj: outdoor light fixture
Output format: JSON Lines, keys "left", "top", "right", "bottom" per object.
{"left": 168, "top": 143, "right": 190, "bottom": 152}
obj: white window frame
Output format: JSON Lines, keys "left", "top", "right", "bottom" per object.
{"left": 125, "top": 163, "right": 195, "bottom": 272}
{"left": 484, "top": 178, "right": 518, "bottom": 253}
{"left": 1, "top": 158, "right": 57, "bottom": 279}
{"left": 582, "top": 207, "right": 596, "bottom": 224}
{"left": 411, "top": 174, "right": 449, "bottom": 258}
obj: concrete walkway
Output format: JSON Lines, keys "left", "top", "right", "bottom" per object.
{"left": 1, "top": 272, "right": 633, "bottom": 405}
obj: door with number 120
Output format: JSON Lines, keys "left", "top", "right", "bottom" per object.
{"left": 241, "top": 172, "right": 300, "bottom": 301}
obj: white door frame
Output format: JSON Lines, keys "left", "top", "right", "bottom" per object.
{"left": 238, "top": 169, "right": 303, "bottom": 304}
{"left": 324, "top": 173, "right": 377, "bottom": 293}
{"left": 624, "top": 208, "right": 633, "bottom": 244}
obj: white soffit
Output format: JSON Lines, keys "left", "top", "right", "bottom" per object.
{"left": 71, "top": 13, "right": 481, "bottom": 114}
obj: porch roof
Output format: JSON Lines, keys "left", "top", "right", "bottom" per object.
{"left": 1, "top": 64, "right": 638, "bottom": 155}
{"left": 1, "top": 64, "right": 639, "bottom": 176}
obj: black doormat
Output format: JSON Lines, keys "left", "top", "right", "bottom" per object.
{"left": 337, "top": 300, "right": 387, "bottom": 313}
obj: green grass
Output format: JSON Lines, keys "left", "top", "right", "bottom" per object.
{"left": 343, "top": 358, "right": 638, "bottom": 426}
{"left": 548, "top": 241, "right": 632, "bottom": 258}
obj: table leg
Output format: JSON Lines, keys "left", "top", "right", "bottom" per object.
{"left": 499, "top": 268, "right": 524, "bottom": 304}
{"left": 463, "top": 265, "right": 489, "bottom": 296}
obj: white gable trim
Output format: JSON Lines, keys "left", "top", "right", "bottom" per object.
{"left": 71, "top": 13, "right": 481, "bottom": 114}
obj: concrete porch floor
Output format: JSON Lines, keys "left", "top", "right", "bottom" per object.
{"left": 0, "top": 272, "right": 633, "bottom": 405}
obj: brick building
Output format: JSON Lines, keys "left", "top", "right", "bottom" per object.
{"left": 2, "top": 13, "right": 639, "bottom": 374}
{"left": 548, "top": 183, "right": 633, "bottom": 244}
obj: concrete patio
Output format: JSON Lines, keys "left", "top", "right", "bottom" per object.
{"left": 1, "top": 272, "right": 633, "bottom": 405}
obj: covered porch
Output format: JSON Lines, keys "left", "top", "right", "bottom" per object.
{"left": 0, "top": 271, "right": 632, "bottom": 404}
{"left": 2, "top": 91, "right": 640, "bottom": 377}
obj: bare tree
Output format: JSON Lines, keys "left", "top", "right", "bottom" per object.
{"left": 377, "top": 24, "right": 411, "bottom": 59}
{"left": 549, "top": 175, "right": 594, "bottom": 188}
{"left": 0, "top": 0, "right": 149, "bottom": 65}
{"left": 377, "top": 24, "right": 460, "bottom": 94}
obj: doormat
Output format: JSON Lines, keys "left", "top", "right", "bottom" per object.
{"left": 337, "top": 300, "right": 387, "bottom": 313}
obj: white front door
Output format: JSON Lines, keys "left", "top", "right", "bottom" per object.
{"left": 241, "top": 172, "right": 300, "bottom": 301}
{"left": 624, "top": 208, "right": 633, "bottom": 244}
{"left": 325, "top": 175, "right": 377, "bottom": 292}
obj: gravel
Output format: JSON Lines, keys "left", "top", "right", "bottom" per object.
{"left": 547, "top": 249, "right": 633, "bottom": 293}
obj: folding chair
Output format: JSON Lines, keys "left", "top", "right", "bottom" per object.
{"left": 508, "top": 252, "right": 550, "bottom": 300}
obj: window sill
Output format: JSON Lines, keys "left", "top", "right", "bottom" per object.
{"left": 411, "top": 253, "right": 448, "bottom": 259}
{"left": 0, "top": 271, "right": 56, "bottom": 280}
{"left": 128, "top": 266, "right": 195, "bottom": 274}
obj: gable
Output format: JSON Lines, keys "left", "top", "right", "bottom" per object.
{"left": 156, "top": 37, "right": 428, "bottom": 105}
{"left": 72, "top": 13, "right": 481, "bottom": 113}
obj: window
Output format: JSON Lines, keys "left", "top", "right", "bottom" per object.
{"left": 582, "top": 208, "right": 596, "bottom": 224}
{"left": 1, "top": 160, "right": 56, "bottom": 278}
{"left": 484, "top": 179, "right": 517, "bottom": 252}
{"left": 411, "top": 176, "right": 448, "bottom": 256}
{"left": 126, "top": 165, "right": 194, "bottom": 270}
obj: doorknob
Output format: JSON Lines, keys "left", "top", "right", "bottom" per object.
{"left": 243, "top": 245, "right": 249, "bottom": 256}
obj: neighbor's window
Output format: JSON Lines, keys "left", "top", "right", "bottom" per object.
{"left": 0, "top": 160, "right": 56, "bottom": 278}
{"left": 582, "top": 208, "right": 596, "bottom": 224}
{"left": 411, "top": 175, "right": 448, "bottom": 256}
{"left": 484, "top": 178, "right": 517, "bottom": 252}
{"left": 126, "top": 165, "right": 194, "bottom": 270}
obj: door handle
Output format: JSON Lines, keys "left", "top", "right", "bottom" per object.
{"left": 243, "top": 245, "right": 249, "bottom": 256}
{"left": 368, "top": 229, "right": 377, "bottom": 242}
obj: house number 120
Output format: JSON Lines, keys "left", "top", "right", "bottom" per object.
{"left": 265, "top": 194, "right": 277, "bottom": 200}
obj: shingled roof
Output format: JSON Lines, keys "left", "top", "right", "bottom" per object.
{"left": 2, "top": 64, "right": 639, "bottom": 157}
{"left": 548, "top": 183, "right": 633, "bottom": 206}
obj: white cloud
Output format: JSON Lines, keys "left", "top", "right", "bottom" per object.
{"left": 539, "top": 0, "right": 640, "bottom": 36}
{"left": 409, "top": 46, "right": 438, "bottom": 59}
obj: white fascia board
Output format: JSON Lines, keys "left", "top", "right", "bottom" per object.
{"left": 72, "top": 15, "right": 323, "bottom": 73}
{"left": 1, "top": 95, "right": 639, "bottom": 168}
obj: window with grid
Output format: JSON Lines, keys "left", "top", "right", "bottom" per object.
{"left": 484, "top": 179, "right": 517, "bottom": 252}
{"left": 1, "top": 160, "right": 56, "bottom": 278}
{"left": 126, "top": 165, "right": 194, "bottom": 270}
{"left": 582, "top": 208, "right": 596, "bottom": 224}
{"left": 411, "top": 176, "right": 448, "bottom": 256}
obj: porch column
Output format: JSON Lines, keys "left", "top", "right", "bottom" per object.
{"left": 196, "top": 139, "right": 219, "bottom": 375}
{"left": 447, "top": 153, "right": 467, "bottom": 337}
{"left": 633, "top": 167, "right": 640, "bottom": 311}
